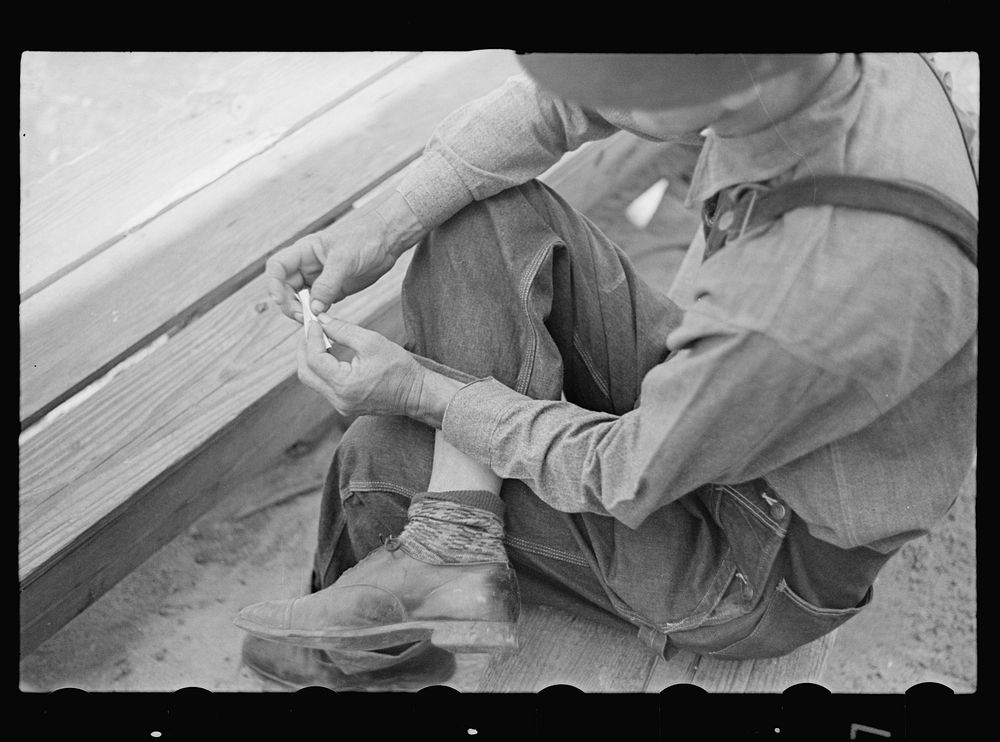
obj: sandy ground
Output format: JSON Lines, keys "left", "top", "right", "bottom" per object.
{"left": 20, "top": 52, "right": 978, "bottom": 694}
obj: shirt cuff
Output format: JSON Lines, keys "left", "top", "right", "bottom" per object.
{"left": 441, "top": 377, "right": 520, "bottom": 466}
{"left": 397, "top": 149, "right": 475, "bottom": 230}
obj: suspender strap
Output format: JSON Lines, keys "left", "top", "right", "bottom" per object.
{"left": 703, "top": 175, "right": 978, "bottom": 267}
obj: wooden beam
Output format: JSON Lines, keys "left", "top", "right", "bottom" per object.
{"left": 643, "top": 631, "right": 838, "bottom": 692}
{"left": 19, "top": 256, "right": 407, "bottom": 583}
{"left": 20, "top": 51, "right": 521, "bottom": 427}
{"left": 18, "top": 284, "right": 392, "bottom": 654}
{"left": 476, "top": 605, "right": 658, "bottom": 692}
{"left": 20, "top": 52, "right": 415, "bottom": 297}
{"left": 20, "top": 377, "right": 338, "bottom": 655}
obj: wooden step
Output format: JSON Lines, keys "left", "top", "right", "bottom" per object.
{"left": 20, "top": 51, "right": 522, "bottom": 428}
{"left": 444, "top": 603, "right": 836, "bottom": 692}
{"left": 20, "top": 52, "right": 416, "bottom": 298}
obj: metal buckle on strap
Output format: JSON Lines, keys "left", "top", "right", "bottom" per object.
{"left": 703, "top": 185, "right": 770, "bottom": 261}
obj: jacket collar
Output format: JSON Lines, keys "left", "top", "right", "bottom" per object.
{"left": 686, "top": 54, "right": 863, "bottom": 207}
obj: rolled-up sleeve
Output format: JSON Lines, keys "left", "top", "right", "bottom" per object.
{"left": 442, "top": 309, "right": 884, "bottom": 529}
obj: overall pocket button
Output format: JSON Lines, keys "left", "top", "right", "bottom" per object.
{"left": 760, "top": 488, "right": 787, "bottom": 521}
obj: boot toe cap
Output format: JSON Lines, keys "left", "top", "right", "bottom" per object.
{"left": 235, "top": 597, "right": 297, "bottom": 631}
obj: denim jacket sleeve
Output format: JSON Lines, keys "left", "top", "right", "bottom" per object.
{"left": 395, "top": 74, "right": 688, "bottom": 231}
{"left": 442, "top": 310, "right": 884, "bottom": 529}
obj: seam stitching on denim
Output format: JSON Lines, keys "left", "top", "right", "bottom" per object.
{"left": 777, "top": 578, "right": 863, "bottom": 616}
{"left": 718, "top": 484, "right": 786, "bottom": 538}
{"left": 503, "top": 534, "right": 591, "bottom": 567}
{"left": 349, "top": 481, "right": 416, "bottom": 500}
{"left": 829, "top": 443, "right": 862, "bottom": 548}
{"left": 515, "top": 247, "right": 547, "bottom": 394}
{"left": 503, "top": 535, "right": 590, "bottom": 566}
{"left": 571, "top": 333, "right": 612, "bottom": 401}
{"left": 514, "top": 241, "right": 558, "bottom": 395}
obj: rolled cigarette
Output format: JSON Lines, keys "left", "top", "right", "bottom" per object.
{"left": 297, "top": 288, "right": 333, "bottom": 349}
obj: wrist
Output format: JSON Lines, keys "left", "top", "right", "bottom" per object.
{"left": 408, "top": 367, "right": 465, "bottom": 429}
{"left": 373, "top": 189, "right": 427, "bottom": 259}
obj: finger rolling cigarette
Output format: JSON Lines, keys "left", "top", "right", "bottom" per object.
{"left": 297, "top": 288, "right": 333, "bottom": 349}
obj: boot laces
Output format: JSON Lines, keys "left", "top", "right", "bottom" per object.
{"left": 333, "top": 533, "right": 403, "bottom": 582}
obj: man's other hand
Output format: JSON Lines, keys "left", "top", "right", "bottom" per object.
{"left": 297, "top": 315, "right": 426, "bottom": 419}
{"left": 265, "top": 190, "right": 426, "bottom": 320}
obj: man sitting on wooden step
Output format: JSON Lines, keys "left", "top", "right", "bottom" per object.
{"left": 234, "top": 53, "right": 977, "bottom": 691}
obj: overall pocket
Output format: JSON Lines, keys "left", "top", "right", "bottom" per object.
{"left": 705, "top": 577, "right": 873, "bottom": 660}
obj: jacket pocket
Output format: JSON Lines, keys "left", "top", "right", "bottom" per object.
{"left": 705, "top": 578, "right": 873, "bottom": 660}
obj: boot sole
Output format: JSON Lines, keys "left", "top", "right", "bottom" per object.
{"left": 234, "top": 616, "right": 519, "bottom": 654}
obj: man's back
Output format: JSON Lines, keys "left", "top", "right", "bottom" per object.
{"left": 666, "top": 54, "right": 977, "bottom": 553}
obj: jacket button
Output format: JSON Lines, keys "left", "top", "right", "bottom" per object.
{"left": 717, "top": 211, "right": 734, "bottom": 230}
{"left": 770, "top": 502, "right": 786, "bottom": 520}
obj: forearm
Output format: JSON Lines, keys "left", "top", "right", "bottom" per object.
{"left": 439, "top": 327, "right": 882, "bottom": 528}
{"left": 366, "top": 188, "right": 428, "bottom": 260}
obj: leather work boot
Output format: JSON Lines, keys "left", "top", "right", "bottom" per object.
{"left": 234, "top": 539, "right": 520, "bottom": 653}
{"left": 241, "top": 634, "right": 457, "bottom": 691}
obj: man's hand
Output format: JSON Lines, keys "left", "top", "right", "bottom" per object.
{"left": 297, "top": 315, "right": 464, "bottom": 426}
{"left": 266, "top": 190, "right": 426, "bottom": 319}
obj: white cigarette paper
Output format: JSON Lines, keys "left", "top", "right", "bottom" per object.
{"left": 297, "top": 288, "right": 333, "bottom": 349}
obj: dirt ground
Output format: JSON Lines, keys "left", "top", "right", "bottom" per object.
{"left": 16, "top": 432, "right": 978, "bottom": 694}
{"left": 19, "top": 52, "right": 978, "bottom": 694}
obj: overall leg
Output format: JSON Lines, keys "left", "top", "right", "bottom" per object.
{"left": 239, "top": 178, "right": 717, "bottom": 663}
{"left": 240, "top": 415, "right": 464, "bottom": 690}
{"left": 300, "top": 179, "right": 686, "bottom": 637}
{"left": 403, "top": 181, "right": 761, "bottom": 653}
{"left": 402, "top": 180, "right": 682, "bottom": 411}
{"left": 401, "top": 180, "right": 707, "bottom": 641}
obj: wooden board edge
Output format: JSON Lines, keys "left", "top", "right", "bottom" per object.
{"left": 20, "top": 50, "right": 520, "bottom": 427}
{"left": 643, "top": 631, "right": 840, "bottom": 693}
{"left": 20, "top": 53, "right": 421, "bottom": 300}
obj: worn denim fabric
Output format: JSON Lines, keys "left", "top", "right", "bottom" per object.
{"left": 398, "top": 53, "right": 978, "bottom": 555}
{"left": 314, "top": 181, "right": 873, "bottom": 658}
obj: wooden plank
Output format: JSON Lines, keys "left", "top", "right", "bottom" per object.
{"left": 207, "top": 418, "right": 346, "bottom": 524}
{"left": 18, "top": 286, "right": 388, "bottom": 654}
{"left": 643, "top": 631, "right": 838, "bottom": 693}
{"left": 19, "top": 254, "right": 407, "bottom": 583}
{"left": 19, "top": 50, "right": 521, "bottom": 427}
{"left": 20, "top": 52, "right": 415, "bottom": 296}
{"left": 475, "top": 605, "right": 658, "bottom": 692}
{"left": 20, "top": 379, "right": 343, "bottom": 655}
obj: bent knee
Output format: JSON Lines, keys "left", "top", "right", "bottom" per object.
{"left": 333, "top": 415, "right": 434, "bottom": 501}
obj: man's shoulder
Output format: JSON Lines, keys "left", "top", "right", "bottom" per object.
{"left": 850, "top": 53, "right": 978, "bottom": 215}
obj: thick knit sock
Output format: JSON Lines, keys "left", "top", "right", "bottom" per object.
{"left": 396, "top": 491, "right": 508, "bottom": 565}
